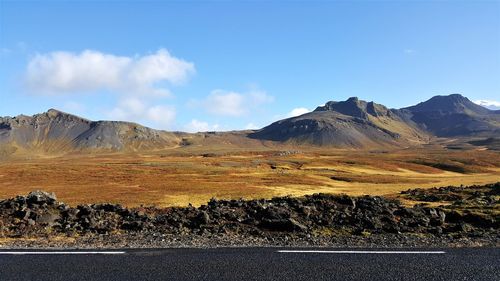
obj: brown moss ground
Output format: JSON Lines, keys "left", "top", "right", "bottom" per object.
{"left": 0, "top": 147, "right": 498, "bottom": 207}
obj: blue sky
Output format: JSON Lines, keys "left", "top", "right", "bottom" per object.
{"left": 0, "top": 1, "right": 499, "bottom": 131}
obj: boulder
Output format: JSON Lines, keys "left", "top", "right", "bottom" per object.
{"left": 427, "top": 208, "right": 446, "bottom": 226}
{"left": 36, "top": 213, "right": 61, "bottom": 226}
{"left": 26, "top": 191, "right": 57, "bottom": 205}
{"left": 194, "top": 211, "right": 210, "bottom": 226}
{"left": 260, "top": 218, "right": 308, "bottom": 232}
{"left": 121, "top": 220, "right": 145, "bottom": 231}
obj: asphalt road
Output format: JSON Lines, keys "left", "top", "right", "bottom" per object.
{"left": 0, "top": 247, "right": 498, "bottom": 281}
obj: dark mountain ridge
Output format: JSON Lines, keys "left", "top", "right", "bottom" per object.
{"left": 402, "top": 94, "right": 499, "bottom": 137}
{"left": 405, "top": 94, "right": 490, "bottom": 114}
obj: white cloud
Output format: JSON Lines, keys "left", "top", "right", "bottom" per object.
{"left": 245, "top": 123, "right": 259, "bottom": 130}
{"left": 107, "top": 97, "right": 176, "bottom": 129}
{"left": 109, "top": 98, "right": 147, "bottom": 118}
{"left": 26, "top": 49, "right": 194, "bottom": 97}
{"left": 474, "top": 99, "right": 500, "bottom": 110}
{"left": 145, "top": 105, "right": 176, "bottom": 126}
{"left": 404, "top": 49, "right": 416, "bottom": 54}
{"left": 286, "top": 107, "right": 310, "bottom": 117}
{"left": 192, "top": 89, "right": 274, "bottom": 117}
{"left": 184, "top": 119, "right": 220, "bottom": 133}
{"left": 205, "top": 90, "right": 246, "bottom": 116}
{"left": 270, "top": 107, "right": 311, "bottom": 123}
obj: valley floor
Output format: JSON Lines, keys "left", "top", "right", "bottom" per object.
{"left": 0, "top": 146, "right": 498, "bottom": 207}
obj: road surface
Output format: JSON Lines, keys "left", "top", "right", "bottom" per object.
{"left": 0, "top": 247, "right": 498, "bottom": 280}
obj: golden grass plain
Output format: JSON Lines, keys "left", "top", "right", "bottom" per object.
{"left": 0, "top": 146, "right": 498, "bottom": 207}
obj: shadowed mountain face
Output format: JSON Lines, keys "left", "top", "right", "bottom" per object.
{"left": 0, "top": 109, "right": 179, "bottom": 153}
{"left": 249, "top": 97, "right": 430, "bottom": 147}
{"left": 402, "top": 94, "right": 500, "bottom": 137}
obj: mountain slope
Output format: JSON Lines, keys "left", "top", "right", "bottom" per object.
{"left": 249, "top": 97, "right": 430, "bottom": 147}
{"left": 402, "top": 94, "right": 500, "bottom": 137}
{"left": 0, "top": 109, "right": 179, "bottom": 153}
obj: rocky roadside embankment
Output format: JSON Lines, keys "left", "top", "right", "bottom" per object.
{"left": 0, "top": 183, "right": 498, "bottom": 248}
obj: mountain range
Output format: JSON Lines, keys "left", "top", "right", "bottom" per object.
{"left": 249, "top": 97, "right": 429, "bottom": 147}
{"left": 251, "top": 94, "right": 499, "bottom": 147}
{"left": 1, "top": 94, "right": 499, "bottom": 155}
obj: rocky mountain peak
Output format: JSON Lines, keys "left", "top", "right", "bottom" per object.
{"left": 405, "top": 94, "right": 490, "bottom": 115}
{"left": 314, "top": 97, "right": 390, "bottom": 119}
{"left": 47, "top": 108, "right": 61, "bottom": 114}
{"left": 45, "top": 108, "right": 80, "bottom": 118}
{"left": 402, "top": 94, "right": 498, "bottom": 137}
{"left": 46, "top": 108, "right": 64, "bottom": 118}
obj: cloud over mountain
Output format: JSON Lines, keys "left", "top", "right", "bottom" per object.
{"left": 287, "top": 107, "right": 310, "bottom": 117}
{"left": 190, "top": 89, "right": 274, "bottom": 117}
{"left": 107, "top": 97, "right": 176, "bottom": 129}
{"left": 474, "top": 99, "right": 500, "bottom": 110}
{"left": 184, "top": 119, "right": 220, "bottom": 133}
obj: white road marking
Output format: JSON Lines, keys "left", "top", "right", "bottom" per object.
{"left": 277, "top": 250, "right": 445, "bottom": 254}
{"left": 0, "top": 251, "right": 126, "bottom": 255}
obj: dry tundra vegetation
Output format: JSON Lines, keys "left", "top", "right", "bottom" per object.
{"left": 0, "top": 141, "right": 498, "bottom": 208}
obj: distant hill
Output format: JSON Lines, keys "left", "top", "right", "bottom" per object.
{"left": 402, "top": 94, "right": 500, "bottom": 137}
{"left": 249, "top": 97, "right": 430, "bottom": 147}
{"left": 0, "top": 109, "right": 179, "bottom": 154}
